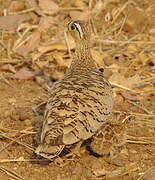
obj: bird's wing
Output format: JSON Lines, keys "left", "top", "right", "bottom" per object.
{"left": 40, "top": 74, "right": 113, "bottom": 146}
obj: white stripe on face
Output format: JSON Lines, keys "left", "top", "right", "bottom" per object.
{"left": 73, "top": 22, "right": 84, "bottom": 39}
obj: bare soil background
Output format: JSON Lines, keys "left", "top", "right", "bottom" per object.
{"left": 0, "top": 0, "right": 155, "bottom": 179}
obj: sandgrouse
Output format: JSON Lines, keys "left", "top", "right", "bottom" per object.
{"left": 35, "top": 21, "right": 114, "bottom": 159}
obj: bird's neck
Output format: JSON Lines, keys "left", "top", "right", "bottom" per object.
{"left": 69, "top": 42, "right": 97, "bottom": 71}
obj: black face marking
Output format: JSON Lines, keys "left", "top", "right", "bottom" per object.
{"left": 71, "top": 25, "right": 75, "bottom": 30}
{"left": 69, "top": 21, "right": 83, "bottom": 39}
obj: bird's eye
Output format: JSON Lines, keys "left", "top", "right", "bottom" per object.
{"left": 70, "top": 24, "right": 75, "bottom": 30}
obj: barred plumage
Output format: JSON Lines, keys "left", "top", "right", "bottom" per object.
{"left": 35, "top": 21, "right": 114, "bottom": 159}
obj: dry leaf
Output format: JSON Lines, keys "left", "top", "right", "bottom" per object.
{"left": 93, "top": 168, "right": 108, "bottom": 177}
{"left": 121, "top": 90, "right": 141, "bottom": 101}
{"left": 123, "top": 7, "right": 147, "bottom": 33}
{"left": 11, "top": 69, "right": 41, "bottom": 80}
{"left": 0, "top": 14, "right": 31, "bottom": 31}
{"left": 0, "top": 64, "right": 16, "bottom": 73}
{"left": 38, "top": 39, "right": 75, "bottom": 53}
{"left": 15, "top": 30, "right": 42, "bottom": 57}
{"left": 44, "top": 68, "right": 65, "bottom": 81}
{"left": 103, "top": 53, "right": 113, "bottom": 66}
{"left": 31, "top": 52, "right": 43, "bottom": 61}
{"left": 106, "top": 168, "right": 125, "bottom": 178}
{"left": 92, "top": 0, "right": 104, "bottom": 14}
{"left": 103, "top": 69, "right": 113, "bottom": 79}
{"left": 91, "top": 49, "right": 104, "bottom": 68}
{"left": 25, "top": 0, "right": 38, "bottom": 8}
{"left": 39, "top": 16, "right": 56, "bottom": 31}
{"left": 25, "top": 0, "right": 44, "bottom": 16}
{"left": 70, "top": 10, "right": 90, "bottom": 21}
{"left": 53, "top": 52, "right": 71, "bottom": 67}
{"left": 66, "top": 34, "right": 76, "bottom": 49}
{"left": 74, "top": 0, "right": 85, "bottom": 8}
{"left": 149, "top": 28, "right": 155, "bottom": 35}
{"left": 8, "top": 1, "right": 25, "bottom": 13}
{"left": 127, "top": 44, "right": 138, "bottom": 53}
{"left": 109, "top": 73, "right": 141, "bottom": 88}
{"left": 108, "top": 64, "right": 120, "bottom": 73}
{"left": 39, "top": 0, "right": 59, "bottom": 13}
{"left": 38, "top": 42, "right": 67, "bottom": 52}
{"left": 34, "top": 61, "right": 49, "bottom": 69}
{"left": 140, "top": 167, "right": 155, "bottom": 180}
{"left": 138, "top": 52, "right": 150, "bottom": 66}
{"left": 34, "top": 36, "right": 74, "bottom": 62}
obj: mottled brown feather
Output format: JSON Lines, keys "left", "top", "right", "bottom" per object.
{"left": 35, "top": 20, "right": 114, "bottom": 159}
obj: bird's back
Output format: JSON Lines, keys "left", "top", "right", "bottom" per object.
{"left": 35, "top": 20, "right": 114, "bottom": 159}
{"left": 35, "top": 69, "right": 113, "bottom": 158}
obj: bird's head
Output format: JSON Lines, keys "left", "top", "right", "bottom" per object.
{"left": 68, "top": 21, "right": 91, "bottom": 43}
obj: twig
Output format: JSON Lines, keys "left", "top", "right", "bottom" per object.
{"left": 0, "top": 75, "right": 15, "bottom": 88}
{"left": 0, "top": 158, "right": 51, "bottom": 163}
{"left": 0, "top": 133, "right": 34, "bottom": 151}
{"left": 133, "top": 76, "right": 155, "bottom": 85}
{"left": 0, "top": 59, "right": 31, "bottom": 64}
{"left": 110, "top": 81, "right": 136, "bottom": 93}
{"left": 9, "top": 7, "right": 38, "bottom": 15}
{"left": 94, "top": 39, "right": 155, "bottom": 44}
{"left": 127, "top": 139, "right": 155, "bottom": 145}
{"left": 127, "top": 100, "right": 152, "bottom": 114}
{"left": 127, "top": 135, "right": 155, "bottom": 145}
{"left": 137, "top": 167, "right": 155, "bottom": 180}
{"left": 0, "top": 40, "right": 6, "bottom": 49}
{"left": 32, "top": 101, "right": 47, "bottom": 116}
{"left": 0, "top": 132, "right": 34, "bottom": 153}
{"left": 64, "top": 30, "right": 71, "bottom": 58}
{"left": 56, "top": 7, "right": 85, "bottom": 11}
{"left": 127, "top": 135, "right": 155, "bottom": 140}
{"left": 0, "top": 167, "right": 24, "bottom": 180}
{"left": 0, "top": 126, "right": 34, "bottom": 135}
{"left": 122, "top": 115, "right": 133, "bottom": 123}
{"left": 116, "top": 15, "right": 128, "bottom": 37}
{"left": 13, "top": 35, "right": 31, "bottom": 51}
{"left": 114, "top": 111, "right": 155, "bottom": 117}
{"left": 89, "top": 0, "right": 93, "bottom": 9}
{"left": 111, "top": 0, "right": 132, "bottom": 24}
{"left": 7, "top": 39, "right": 12, "bottom": 61}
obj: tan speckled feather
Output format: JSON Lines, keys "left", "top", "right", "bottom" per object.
{"left": 35, "top": 21, "right": 113, "bottom": 159}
